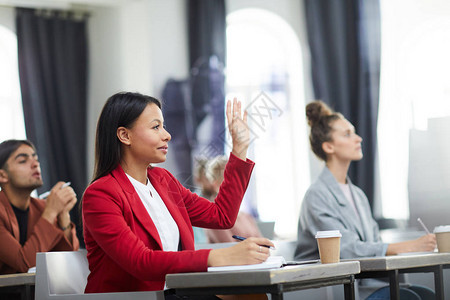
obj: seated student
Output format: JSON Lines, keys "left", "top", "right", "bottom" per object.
{"left": 82, "top": 92, "right": 272, "bottom": 299}
{"left": 196, "top": 156, "right": 262, "bottom": 243}
{"left": 0, "top": 139, "right": 79, "bottom": 274}
{"left": 294, "top": 101, "right": 436, "bottom": 300}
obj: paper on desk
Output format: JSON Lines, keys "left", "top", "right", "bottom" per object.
{"left": 28, "top": 267, "right": 36, "bottom": 273}
{"left": 208, "top": 256, "right": 286, "bottom": 272}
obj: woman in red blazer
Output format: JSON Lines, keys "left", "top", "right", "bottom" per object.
{"left": 82, "top": 92, "right": 273, "bottom": 297}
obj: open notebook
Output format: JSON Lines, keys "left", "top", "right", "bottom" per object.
{"left": 208, "top": 256, "right": 286, "bottom": 272}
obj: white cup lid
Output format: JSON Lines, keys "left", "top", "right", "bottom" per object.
{"left": 434, "top": 225, "right": 450, "bottom": 233}
{"left": 315, "top": 230, "right": 342, "bottom": 238}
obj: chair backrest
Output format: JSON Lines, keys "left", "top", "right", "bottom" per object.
{"left": 50, "top": 250, "right": 89, "bottom": 294}
{"left": 256, "top": 221, "right": 275, "bottom": 239}
{"left": 35, "top": 250, "right": 164, "bottom": 300}
{"left": 35, "top": 250, "right": 89, "bottom": 298}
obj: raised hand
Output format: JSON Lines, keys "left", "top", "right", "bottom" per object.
{"left": 226, "top": 98, "right": 250, "bottom": 160}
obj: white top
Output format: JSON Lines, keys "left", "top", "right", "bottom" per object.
{"left": 126, "top": 174, "right": 180, "bottom": 251}
{"left": 339, "top": 182, "right": 360, "bottom": 217}
{"left": 434, "top": 225, "right": 450, "bottom": 233}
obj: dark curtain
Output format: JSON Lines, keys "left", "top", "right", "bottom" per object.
{"left": 188, "top": 0, "right": 226, "bottom": 71}
{"left": 304, "top": 0, "right": 381, "bottom": 208}
{"left": 162, "top": 79, "right": 195, "bottom": 189}
{"left": 188, "top": 0, "right": 226, "bottom": 140}
{"left": 162, "top": 59, "right": 225, "bottom": 190}
{"left": 16, "top": 8, "right": 88, "bottom": 244}
{"left": 161, "top": 0, "right": 226, "bottom": 189}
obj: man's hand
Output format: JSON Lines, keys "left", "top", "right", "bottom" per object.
{"left": 57, "top": 194, "right": 77, "bottom": 231}
{"left": 41, "top": 182, "right": 77, "bottom": 227}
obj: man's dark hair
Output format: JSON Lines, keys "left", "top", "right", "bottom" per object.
{"left": 0, "top": 139, "right": 35, "bottom": 170}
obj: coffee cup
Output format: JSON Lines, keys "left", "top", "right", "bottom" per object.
{"left": 434, "top": 225, "right": 450, "bottom": 253}
{"left": 315, "top": 230, "right": 342, "bottom": 264}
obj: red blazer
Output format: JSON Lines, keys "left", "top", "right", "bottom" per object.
{"left": 82, "top": 153, "right": 254, "bottom": 293}
{"left": 0, "top": 191, "right": 79, "bottom": 274}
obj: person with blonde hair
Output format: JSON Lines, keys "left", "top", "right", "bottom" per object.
{"left": 196, "top": 156, "right": 262, "bottom": 243}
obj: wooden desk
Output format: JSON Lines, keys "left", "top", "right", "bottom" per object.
{"left": 166, "top": 261, "right": 360, "bottom": 300}
{"left": 346, "top": 253, "right": 450, "bottom": 300}
{"left": 0, "top": 272, "right": 35, "bottom": 300}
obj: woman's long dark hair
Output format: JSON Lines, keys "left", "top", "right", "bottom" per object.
{"left": 92, "top": 92, "right": 162, "bottom": 183}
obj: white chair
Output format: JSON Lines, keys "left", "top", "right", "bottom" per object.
{"left": 256, "top": 221, "right": 275, "bottom": 239}
{"left": 35, "top": 250, "right": 164, "bottom": 300}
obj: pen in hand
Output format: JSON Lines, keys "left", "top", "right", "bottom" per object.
{"left": 39, "top": 182, "right": 71, "bottom": 199}
{"left": 232, "top": 235, "right": 275, "bottom": 249}
{"left": 417, "top": 218, "right": 431, "bottom": 234}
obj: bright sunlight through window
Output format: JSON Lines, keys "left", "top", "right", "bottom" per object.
{"left": 378, "top": 0, "right": 450, "bottom": 219}
{"left": 0, "top": 25, "right": 25, "bottom": 142}
{"left": 226, "top": 9, "right": 309, "bottom": 239}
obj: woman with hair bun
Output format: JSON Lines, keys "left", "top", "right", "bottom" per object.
{"left": 294, "top": 101, "right": 436, "bottom": 299}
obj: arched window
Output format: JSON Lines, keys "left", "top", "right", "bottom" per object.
{"left": 226, "top": 9, "right": 309, "bottom": 238}
{"left": 0, "top": 25, "right": 25, "bottom": 141}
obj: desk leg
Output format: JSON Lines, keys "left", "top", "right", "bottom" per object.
{"left": 434, "top": 265, "right": 444, "bottom": 300}
{"left": 270, "top": 293, "right": 283, "bottom": 300}
{"left": 344, "top": 275, "right": 355, "bottom": 300}
{"left": 389, "top": 270, "right": 400, "bottom": 300}
{"left": 21, "top": 285, "right": 32, "bottom": 300}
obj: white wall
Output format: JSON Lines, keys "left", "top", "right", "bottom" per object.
{"left": 87, "top": 6, "right": 124, "bottom": 176}
{"left": 86, "top": 0, "right": 188, "bottom": 176}
{"left": 146, "top": 0, "right": 189, "bottom": 97}
{"left": 0, "top": 6, "right": 15, "bottom": 32}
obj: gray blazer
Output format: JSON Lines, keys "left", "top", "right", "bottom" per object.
{"left": 294, "top": 167, "right": 387, "bottom": 260}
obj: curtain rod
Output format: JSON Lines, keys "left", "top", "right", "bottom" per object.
{"left": 35, "top": 9, "right": 90, "bottom": 19}
{"left": 0, "top": 2, "right": 70, "bottom": 9}
{"left": 0, "top": 4, "right": 91, "bottom": 18}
